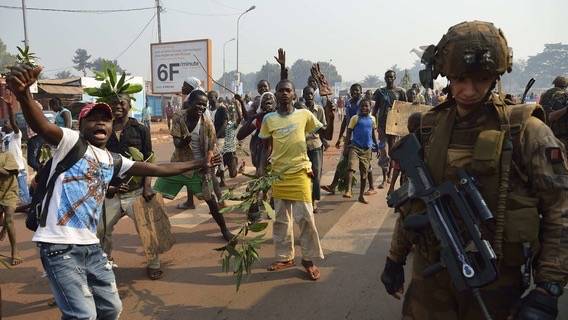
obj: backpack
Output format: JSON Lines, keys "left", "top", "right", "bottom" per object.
{"left": 26, "top": 137, "right": 123, "bottom": 231}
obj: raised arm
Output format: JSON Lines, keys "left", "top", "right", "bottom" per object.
{"left": 274, "top": 48, "right": 287, "bottom": 80}
{"left": 3, "top": 95, "right": 20, "bottom": 135}
{"left": 127, "top": 154, "right": 222, "bottom": 177}
{"left": 6, "top": 65, "right": 63, "bottom": 145}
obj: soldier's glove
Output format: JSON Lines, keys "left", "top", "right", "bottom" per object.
{"left": 513, "top": 290, "right": 558, "bottom": 320}
{"left": 380, "top": 257, "right": 405, "bottom": 296}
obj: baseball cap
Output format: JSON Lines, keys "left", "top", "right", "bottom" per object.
{"left": 78, "top": 102, "right": 113, "bottom": 121}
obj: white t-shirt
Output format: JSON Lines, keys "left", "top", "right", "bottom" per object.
{"left": 33, "top": 128, "right": 134, "bottom": 245}
{"left": 4, "top": 131, "right": 26, "bottom": 171}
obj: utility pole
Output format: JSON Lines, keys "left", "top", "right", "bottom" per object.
{"left": 155, "top": 0, "right": 162, "bottom": 43}
{"left": 21, "top": 0, "right": 29, "bottom": 46}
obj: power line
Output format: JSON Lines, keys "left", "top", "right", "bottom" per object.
{"left": 166, "top": 7, "right": 239, "bottom": 17}
{"left": 114, "top": 13, "right": 156, "bottom": 60}
{"left": 211, "top": 0, "right": 242, "bottom": 12}
{"left": 0, "top": 4, "right": 154, "bottom": 13}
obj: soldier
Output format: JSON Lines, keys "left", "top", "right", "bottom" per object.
{"left": 540, "top": 76, "right": 568, "bottom": 114}
{"left": 380, "top": 21, "right": 568, "bottom": 320}
{"left": 548, "top": 90, "right": 568, "bottom": 148}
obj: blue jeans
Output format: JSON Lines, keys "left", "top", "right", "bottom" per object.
{"left": 307, "top": 147, "right": 323, "bottom": 201}
{"left": 17, "top": 170, "right": 31, "bottom": 205}
{"left": 39, "top": 243, "right": 122, "bottom": 320}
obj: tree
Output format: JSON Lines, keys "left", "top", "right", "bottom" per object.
{"left": 361, "top": 75, "right": 382, "bottom": 88}
{"left": 0, "top": 38, "right": 17, "bottom": 74}
{"left": 289, "top": 59, "right": 314, "bottom": 89}
{"left": 55, "top": 70, "right": 73, "bottom": 79}
{"left": 90, "top": 58, "right": 124, "bottom": 74}
{"left": 72, "top": 48, "right": 92, "bottom": 76}
{"left": 521, "top": 43, "right": 568, "bottom": 90}
{"left": 255, "top": 62, "right": 280, "bottom": 89}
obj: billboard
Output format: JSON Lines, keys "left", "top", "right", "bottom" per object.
{"left": 150, "top": 39, "right": 212, "bottom": 94}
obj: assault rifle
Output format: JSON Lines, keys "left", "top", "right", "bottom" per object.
{"left": 387, "top": 134, "right": 498, "bottom": 320}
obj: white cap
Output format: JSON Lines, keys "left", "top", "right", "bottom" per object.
{"left": 183, "top": 77, "right": 202, "bottom": 90}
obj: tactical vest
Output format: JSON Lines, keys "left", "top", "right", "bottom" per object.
{"left": 417, "top": 95, "right": 545, "bottom": 266}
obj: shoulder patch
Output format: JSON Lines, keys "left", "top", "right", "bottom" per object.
{"left": 546, "top": 147, "right": 564, "bottom": 164}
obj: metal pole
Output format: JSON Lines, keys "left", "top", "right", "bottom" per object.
{"left": 223, "top": 38, "right": 235, "bottom": 97}
{"left": 156, "top": 0, "right": 162, "bottom": 43}
{"left": 21, "top": 0, "right": 29, "bottom": 46}
{"left": 236, "top": 6, "right": 255, "bottom": 93}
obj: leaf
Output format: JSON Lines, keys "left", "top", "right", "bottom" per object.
{"left": 248, "top": 222, "right": 268, "bottom": 233}
{"left": 121, "top": 83, "right": 143, "bottom": 94}
{"left": 116, "top": 72, "right": 126, "bottom": 92}
{"left": 263, "top": 200, "right": 275, "bottom": 220}
{"left": 226, "top": 243, "right": 240, "bottom": 257}
{"left": 107, "top": 67, "right": 116, "bottom": 88}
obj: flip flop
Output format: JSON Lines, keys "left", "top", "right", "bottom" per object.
{"left": 364, "top": 190, "right": 377, "bottom": 196}
{"left": 147, "top": 267, "right": 163, "bottom": 280}
{"left": 11, "top": 256, "right": 23, "bottom": 266}
{"left": 301, "top": 260, "right": 320, "bottom": 281}
{"left": 267, "top": 259, "right": 295, "bottom": 271}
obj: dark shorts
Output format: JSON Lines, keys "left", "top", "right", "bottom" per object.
{"left": 348, "top": 145, "right": 371, "bottom": 175}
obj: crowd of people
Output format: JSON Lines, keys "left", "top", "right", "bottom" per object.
{"left": 1, "top": 19, "right": 568, "bottom": 320}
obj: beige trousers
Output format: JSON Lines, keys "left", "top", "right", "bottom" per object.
{"left": 273, "top": 199, "right": 324, "bottom": 261}
{"left": 97, "top": 189, "right": 160, "bottom": 269}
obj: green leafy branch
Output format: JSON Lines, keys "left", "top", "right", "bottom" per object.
{"left": 16, "top": 45, "right": 39, "bottom": 67}
{"left": 83, "top": 65, "right": 142, "bottom": 103}
{"left": 336, "top": 155, "right": 357, "bottom": 192}
{"left": 214, "top": 166, "right": 289, "bottom": 291}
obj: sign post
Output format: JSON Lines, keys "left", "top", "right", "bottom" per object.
{"left": 150, "top": 39, "right": 212, "bottom": 94}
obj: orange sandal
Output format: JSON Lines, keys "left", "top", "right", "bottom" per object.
{"left": 267, "top": 259, "right": 295, "bottom": 271}
{"left": 301, "top": 260, "right": 320, "bottom": 281}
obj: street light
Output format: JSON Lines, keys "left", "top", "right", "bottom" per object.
{"left": 223, "top": 37, "right": 235, "bottom": 97}
{"left": 236, "top": 5, "right": 256, "bottom": 93}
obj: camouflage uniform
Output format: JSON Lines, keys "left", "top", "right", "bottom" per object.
{"left": 386, "top": 21, "right": 568, "bottom": 319}
{"left": 540, "top": 76, "right": 568, "bottom": 114}
{"left": 548, "top": 90, "right": 568, "bottom": 148}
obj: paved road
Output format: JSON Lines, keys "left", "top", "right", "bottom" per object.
{"left": 1, "top": 133, "right": 567, "bottom": 319}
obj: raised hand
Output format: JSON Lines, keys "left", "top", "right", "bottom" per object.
{"left": 6, "top": 64, "right": 42, "bottom": 96}
{"left": 310, "top": 63, "right": 333, "bottom": 96}
{"left": 274, "top": 48, "right": 286, "bottom": 67}
{"left": 0, "top": 89, "right": 16, "bottom": 108}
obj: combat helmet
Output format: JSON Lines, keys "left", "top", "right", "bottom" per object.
{"left": 552, "top": 76, "right": 568, "bottom": 88}
{"left": 420, "top": 21, "right": 513, "bottom": 89}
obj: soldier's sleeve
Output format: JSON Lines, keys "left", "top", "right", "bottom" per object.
{"left": 388, "top": 215, "right": 414, "bottom": 264}
{"left": 523, "top": 116, "right": 568, "bottom": 286}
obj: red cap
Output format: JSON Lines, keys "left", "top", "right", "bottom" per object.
{"left": 78, "top": 102, "right": 113, "bottom": 121}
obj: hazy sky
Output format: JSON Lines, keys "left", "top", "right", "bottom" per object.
{"left": 1, "top": 0, "right": 566, "bottom": 82}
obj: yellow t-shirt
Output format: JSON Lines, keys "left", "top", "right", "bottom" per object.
{"left": 259, "top": 109, "right": 322, "bottom": 202}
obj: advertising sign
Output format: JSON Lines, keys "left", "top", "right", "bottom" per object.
{"left": 150, "top": 39, "right": 212, "bottom": 94}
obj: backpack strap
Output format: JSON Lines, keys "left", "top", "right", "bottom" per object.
{"left": 39, "top": 137, "right": 89, "bottom": 227}
{"left": 111, "top": 152, "right": 123, "bottom": 180}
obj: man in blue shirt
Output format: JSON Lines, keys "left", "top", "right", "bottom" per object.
{"left": 342, "top": 98, "right": 377, "bottom": 203}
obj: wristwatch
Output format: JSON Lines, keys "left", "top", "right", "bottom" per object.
{"left": 537, "top": 282, "right": 564, "bottom": 297}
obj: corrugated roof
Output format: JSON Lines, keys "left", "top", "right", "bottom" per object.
{"left": 38, "top": 77, "right": 81, "bottom": 85}
{"left": 38, "top": 84, "right": 83, "bottom": 95}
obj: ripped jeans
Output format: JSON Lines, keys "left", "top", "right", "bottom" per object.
{"left": 38, "top": 243, "right": 122, "bottom": 320}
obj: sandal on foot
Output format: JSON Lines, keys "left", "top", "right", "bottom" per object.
{"left": 267, "top": 259, "right": 295, "bottom": 271}
{"left": 301, "top": 260, "right": 320, "bottom": 281}
{"left": 11, "top": 256, "right": 23, "bottom": 265}
{"left": 321, "top": 185, "right": 335, "bottom": 195}
{"left": 342, "top": 192, "right": 352, "bottom": 198}
{"left": 147, "top": 267, "right": 163, "bottom": 280}
{"left": 364, "top": 190, "right": 377, "bottom": 196}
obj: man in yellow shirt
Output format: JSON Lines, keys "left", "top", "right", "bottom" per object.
{"left": 258, "top": 79, "right": 324, "bottom": 281}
